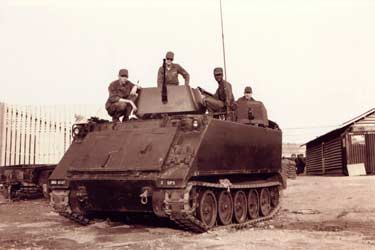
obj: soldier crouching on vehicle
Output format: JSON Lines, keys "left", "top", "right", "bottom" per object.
{"left": 201, "top": 67, "right": 234, "bottom": 113}
{"left": 105, "top": 69, "right": 139, "bottom": 122}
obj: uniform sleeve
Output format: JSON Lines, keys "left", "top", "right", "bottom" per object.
{"left": 176, "top": 64, "right": 190, "bottom": 85}
{"left": 224, "top": 82, "right": 233, "bottom": 107}
{"left": 124, "top": 81, "right": 135, "bottom": 98}
{"left": 157, "top": 66, "right": 163, "bottom": 87}
{"left": 127, "top": 81, "right": 135, "bottom": 89}
{"left": 107, "top": 83, "right": 120, "bottom": 103}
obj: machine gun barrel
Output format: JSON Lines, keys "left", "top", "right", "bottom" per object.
{"left": 162, "top": 59, "right": 168, "bottom": 103}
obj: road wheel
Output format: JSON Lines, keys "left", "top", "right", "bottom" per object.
{"left": 259, "top": 188, "right": 271, "bottom": 216}
{"left": 247, "top": 189, "right": 259, "bottom": 219}
{"left": 233, "top": 190, "right": 247, "bottom": 223}
{"left": 217, "top": 190, "right": 233, "bottom": 225}
{"left": 270, "top": 186, "right": 280, "bottom": 208}
{"left": 69, "top": 188, "right": 87, "bottom": 215}
{"left": 197, "top": 190, "right": 217, "bottom": 228}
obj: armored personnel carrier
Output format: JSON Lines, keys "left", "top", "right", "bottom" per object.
{"left": 49, "top": 85, "right": 284, "bottom": 232}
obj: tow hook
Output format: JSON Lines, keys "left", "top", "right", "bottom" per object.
{"left": 140, "top": 187, "right": 152, "bottom": 205}
{"left": 140, "top": 190, "right": 148, "bottom": 204}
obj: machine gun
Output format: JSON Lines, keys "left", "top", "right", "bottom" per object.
{"left": 197, "top": 87, "right": 214, "bottom": 97}
{"left": 162, "top": 59, "right": 168, "bottom": 103}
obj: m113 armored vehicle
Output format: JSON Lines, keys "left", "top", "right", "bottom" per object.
{"left": 49, "top": 85, "right": 284, "bottom": 232}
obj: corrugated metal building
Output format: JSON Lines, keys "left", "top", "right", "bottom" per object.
{"left": 0, "top": 103, "right": 108, "bottom": 166}
{"left": 305, "top": 108, "right": 375, "bottom": 176}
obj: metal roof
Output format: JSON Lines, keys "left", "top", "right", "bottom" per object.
{"left": 304, "top": 108, "right": 375, "bottom": 146}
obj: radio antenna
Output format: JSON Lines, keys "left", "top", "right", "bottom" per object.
{"left": 219, "top": 0, "right": 227, "bottom": 80}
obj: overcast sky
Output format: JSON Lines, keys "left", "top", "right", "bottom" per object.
{"left": 1, "top": 0, "right": 374, "bottom": 143}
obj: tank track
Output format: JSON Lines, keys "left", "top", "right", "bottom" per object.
{"left": 52, "top": 180, "right": 281, "bottom": 231}
{"left": 50, "top": 190, "right": 91, "bottom": 225}
{"left": 59, "top": 211, "right": 90, "bottom": 225}
{"left": 168, "top": 180, "right": 282, "bottom": 233}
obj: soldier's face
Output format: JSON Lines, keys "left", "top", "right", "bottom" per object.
{"left": 244, "top": 93, "right": 252, "bottom": 100}
{"left": 119, "top": 75, "right": 128, "bottom": 84}
{"left": 166, "top": 58, "right": 173, "bottom": 66}
{"left": 214, "top": 73, "right": 223, "bottom": 82}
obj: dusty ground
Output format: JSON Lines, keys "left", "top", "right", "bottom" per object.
{"left": 0, "top": 176, "right": 375, "bottom": 250}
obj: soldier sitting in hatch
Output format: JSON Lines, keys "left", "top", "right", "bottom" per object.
{"left": 157, "top": 51, "right": 190, "bottom": 87}
{"left": 201, "top": 67, "right": 235, "bottom": 113}
{"left": 105, "top": 69, "right": 139, "bottom": 122}
{"left": 235, "top": 86, "right": 268, "bottom": 126}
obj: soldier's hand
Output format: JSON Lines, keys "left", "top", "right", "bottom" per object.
{"left": 130, "top": 93, "right": 138, "bottom": 98}
{"left": 131, "top": 103, "right": 138, "bottom": 112}
{"left": 130, "top": 86, "right": 138, "bottom": 96}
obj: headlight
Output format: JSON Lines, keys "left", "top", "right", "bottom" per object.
{"left": 192, "top": 119, "right": 199, "bottom": 129}
{"left": 73, "top": 126, "right": 80, "bottom": 136}
{"left": 72, "top": 124, "right": 88, "bottom": 139}
{"left": 50, "top": 180, "right": 57, "bottom": 185}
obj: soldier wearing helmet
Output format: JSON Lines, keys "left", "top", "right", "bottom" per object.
{"left": 157, "top": 51, "right": 190, "bottom": 87}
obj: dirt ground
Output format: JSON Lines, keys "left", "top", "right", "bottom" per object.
{"left": 1, "top": 176, "right": 375, "bottom": 250}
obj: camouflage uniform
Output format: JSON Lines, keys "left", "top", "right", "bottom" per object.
{"left": 105, "top": 79, "right": 136, "bottom": 122}
{"left": 157, "top": 51, "right": 190, "bottom": 87}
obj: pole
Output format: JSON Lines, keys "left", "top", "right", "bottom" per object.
{"left": 220, "top": 0, "right": 227, "bottom": 81}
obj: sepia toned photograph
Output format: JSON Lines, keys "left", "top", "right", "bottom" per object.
{"left": 0, "top": 0, "right": 374, "bottom": 249}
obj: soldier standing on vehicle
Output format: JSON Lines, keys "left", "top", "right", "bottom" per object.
{"left": 105, "top": 69, "right": 139, "bottom": 122}
{"left": 157, "top": 51, "right": 190, "bottom": 87}
{"left": 201, "top": 67, "right": 234, "bottom": 113}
